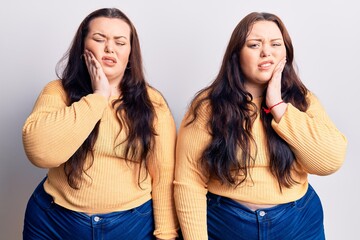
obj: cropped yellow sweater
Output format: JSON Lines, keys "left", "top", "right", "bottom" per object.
{"left": 23, "top": 80, "right": 178, "bottom": 239}
{"left": 174, "top": 93, "right": 347, "bottom": 240}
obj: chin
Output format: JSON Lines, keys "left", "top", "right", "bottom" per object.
{"left": 257, "top": 78, "right": 271, "bottom": 84}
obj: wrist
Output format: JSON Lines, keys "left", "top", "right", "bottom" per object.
{"left": 263, "top": 100, "right": 284, "bottom": 114}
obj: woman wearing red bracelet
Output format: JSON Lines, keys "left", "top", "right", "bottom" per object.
{"left": 174, "top": 12, "right": 347, "bottom": 240}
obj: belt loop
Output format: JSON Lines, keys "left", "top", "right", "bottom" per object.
{"left": 215, "top": 194, "right": 221, "bottom": 203}
{"left": 207, "top": 192, "right": 223, "bottom": 204}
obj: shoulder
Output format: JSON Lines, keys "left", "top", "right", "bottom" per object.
{"left": 41, "top": 79, "right": 65, "bottom": 94}
{"left": 305, "top": 91, "right": 323, "bottom": 108}
{"left": 146, "top": 85, "right": 171, "bottom": 112}
{"left": 303, "top": 91, "right": 330, "bottom": 117}
{"left": 306, "top": 91, "right": 318, "bottom": 101}
{"left": 145, "top": 85, "right": 176, "bottom": 127}
{"left": 182, "top": 89, "right": 212, "bottom": 129}
{"left": 43, "top": 79, "right": 63, "bottom": 89}
{"left": 39, "top": 79, "right": 67, "bottom": 101}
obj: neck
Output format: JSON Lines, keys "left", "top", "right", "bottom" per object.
{"left": 244, "top": 82, "right": 266, "bottom": 98}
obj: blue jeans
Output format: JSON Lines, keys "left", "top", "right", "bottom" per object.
{"left": 23, "top": 177, "right": 155, "bottom": 240}
{"left": 207, "top": 184, "right": 325, "bottom": 240}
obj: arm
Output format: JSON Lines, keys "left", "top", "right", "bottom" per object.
{"left": 22, "top": 81, "right": 108, "bottom": 168}
{"left": 174, "top": 116, "right": 210, "bottom": 240}
{"left": 272, "top": 93, "right": 348, "bottom": 175}
{"left": 265, "top": 59, "right": 347, "bottom": 175}
{"left": 23, "top": 51, "right": 111, "bottom": 168}
{"left": 150, "top": 96, "right": 179, "bottom": 240}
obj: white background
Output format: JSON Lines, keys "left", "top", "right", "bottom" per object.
{"left": 0, "top": 1, "right": 358, "bottom": 239}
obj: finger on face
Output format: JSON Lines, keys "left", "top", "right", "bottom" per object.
{"left": 274, "top": 58, "right": 286, "bottom": 75}
{"left": 277, "top": 58, "right": 286, "bottom": 68}
{"left": 281, "top": 58, "right": 287, "bottom": 68}
{"left": 84, "top": 49, "right": 100, "bottom": 70}
{"left": 84, "top": 50, "right": 94, "bottom": 63}
{"left": 83, "top": 52, "right": 90, "bottom": 69}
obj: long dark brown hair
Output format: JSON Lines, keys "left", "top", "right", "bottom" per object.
{"left": 188, "top": 12, "right": 309, "bottom": 190}
{"left": 56, "top": 8, "right": 156, "bottom": 189}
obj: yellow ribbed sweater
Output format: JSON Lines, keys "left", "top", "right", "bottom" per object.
{"left": 174, "top": 93, "right": 347, "bottom": 240}
{"left": 22, "top": 80, "right": 178, "bottom": 239}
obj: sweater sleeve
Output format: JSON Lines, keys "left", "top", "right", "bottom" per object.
{"left": 272, "top": 93, "right": 348, "bottom": 175}
{"left": 174, "top": 114, "right": 210, "bottom": 240}
{"left": 149, "top": 93, "right": 179, "bottom": 239}
{"left": 22, "top": 80, "right": 108, "bottom": 168}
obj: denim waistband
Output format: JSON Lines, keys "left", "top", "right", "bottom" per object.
{"left": 207, "top": 184, "right": 314, "bottom": 218}
{"left": 32, "top": 176, "right": 153, "bottom": 222}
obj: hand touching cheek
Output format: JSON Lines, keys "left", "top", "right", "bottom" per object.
{"left": 84, "top": 49, "right": 111, "bottom": 99}
{"left": 266, "top": 58, "right": 287, "bottom": 107}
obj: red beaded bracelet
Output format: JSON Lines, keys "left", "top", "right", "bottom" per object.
{"left": 263, "top": 100, "right": 284, "bottom": 114}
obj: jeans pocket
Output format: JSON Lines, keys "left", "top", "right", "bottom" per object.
{"left": 294, "top": 185, "right": 320, "bottom": 211}
{"left": 132, "top": 200, "right": 153, "bottom": 216}
{"left": 32, "top": 183, "right": 56, "bottom": 212}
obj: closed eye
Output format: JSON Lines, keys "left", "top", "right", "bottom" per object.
{"left": 248, "top": 43, "right": 260, "bottom": 48}
{"left": 94, "top": 38, "right": 105, "bottom": 43}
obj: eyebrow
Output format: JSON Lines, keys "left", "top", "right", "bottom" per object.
{"left": 246, "top": 38, "right": 283, "bottom": 42}
{"left": 92, "top": 33, "right": 128, "bottom": 40}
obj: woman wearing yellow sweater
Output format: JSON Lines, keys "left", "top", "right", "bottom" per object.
{"left": 174, "top": 12, "right": 347, "bottom": 240}
{"left": 22, "top": 8, "right": 178, "bottom": 240}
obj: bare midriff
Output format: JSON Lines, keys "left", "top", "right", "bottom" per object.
{"left": 235, "top": 200, "right": 278, "bottom": 211}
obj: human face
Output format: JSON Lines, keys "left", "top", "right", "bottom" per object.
{"left": 84, "top": 17, "right": 131, "bottom": 82}
{"left": 240, "top": 21, "right": 286, "bottom": 94}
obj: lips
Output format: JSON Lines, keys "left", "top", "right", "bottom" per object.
{"left": 102, "top": 56, "right": 117, "bottom": 64}
{"left": 258, "top": 60, "right": 273, "bottom": 70}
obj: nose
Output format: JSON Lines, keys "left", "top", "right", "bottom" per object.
{"left": 104, "top": 43, "right": 114, "bottom": 54}
{"left": 260, "top": 45, "right": 271, "bottom": 58}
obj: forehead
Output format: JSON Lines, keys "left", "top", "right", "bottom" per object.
{"left": 88, "top": 17, "right": 131, "bottom": 37}
{"left": 247, "top": 21, "right": 282, "bottom": 39}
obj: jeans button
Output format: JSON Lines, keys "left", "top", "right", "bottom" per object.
{"left": 259, "top": 210, "right": 266, "bottom": 217}
{"left": 94, "top": 216, "right": 100, "bottom": 222}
